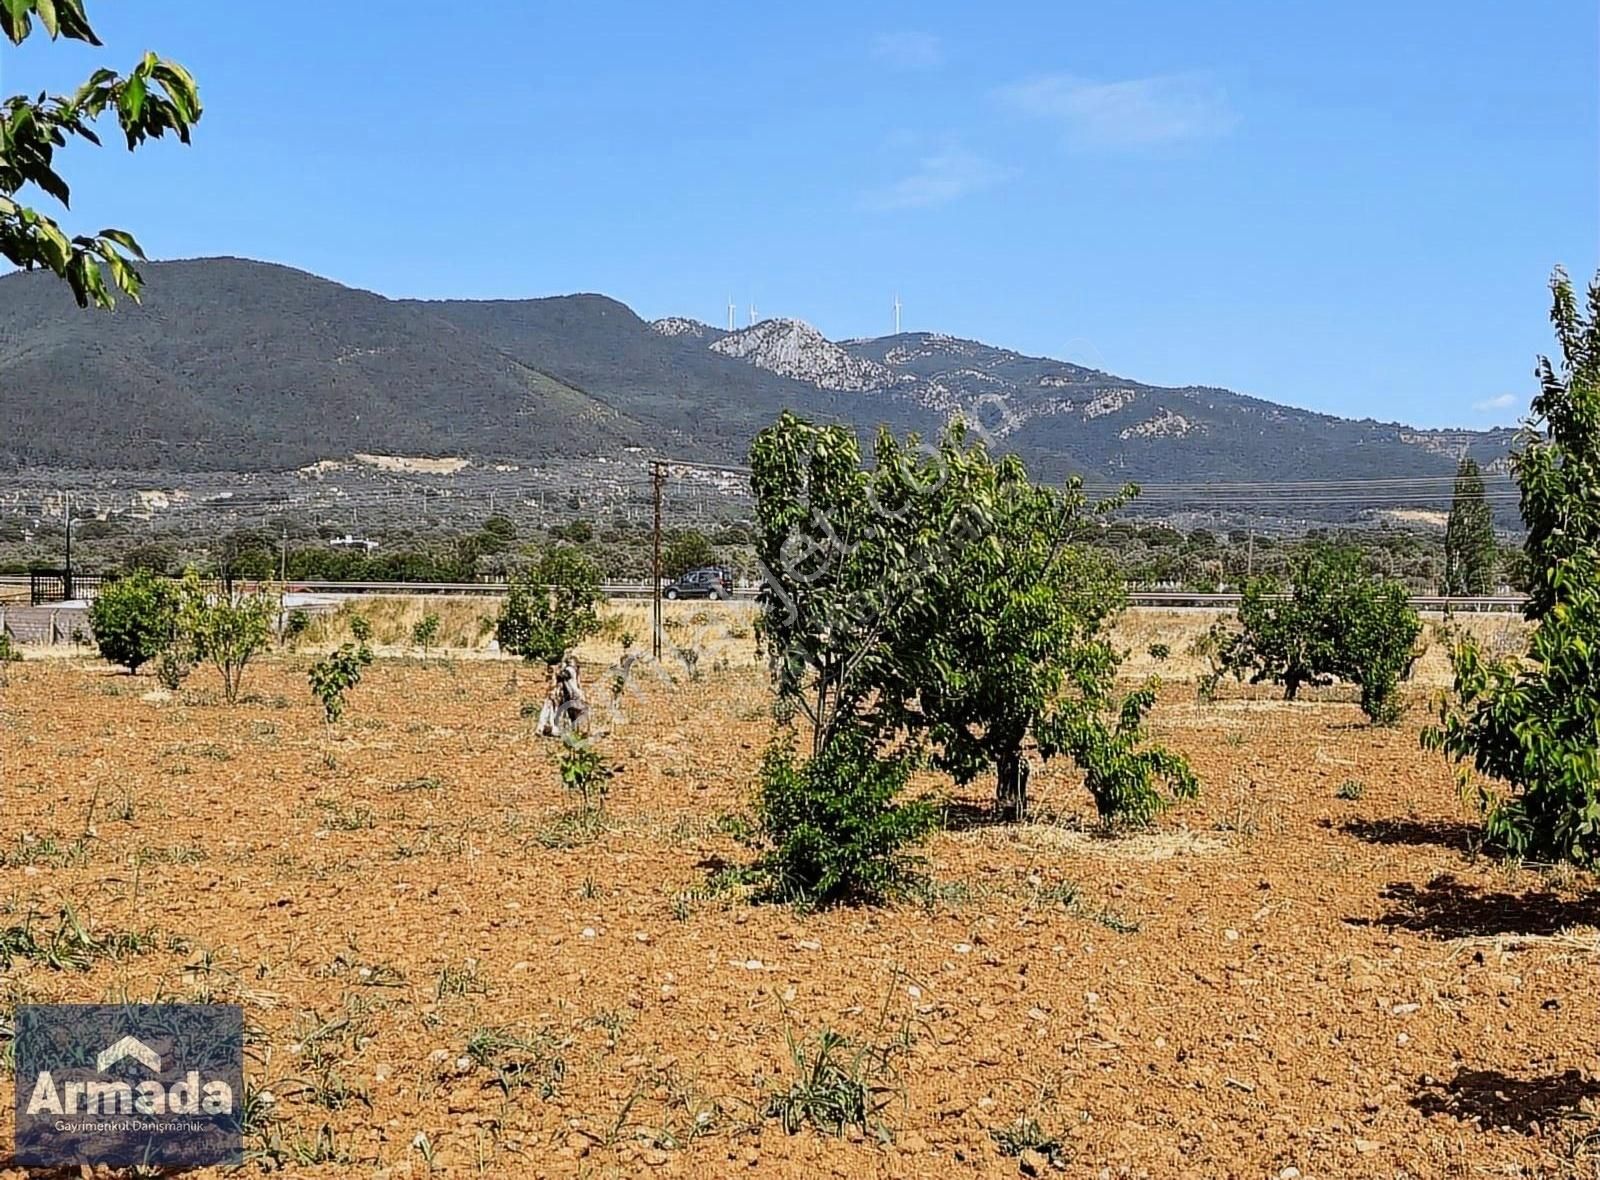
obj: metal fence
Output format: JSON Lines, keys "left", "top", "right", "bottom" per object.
{"left": 27, "top": 569, "right": 114, "bottom": 606}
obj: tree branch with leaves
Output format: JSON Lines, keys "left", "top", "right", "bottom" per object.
{"left": 1, "top": 0, "right": 201, "bottom": 307}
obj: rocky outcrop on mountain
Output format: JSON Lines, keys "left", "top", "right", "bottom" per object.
{"left": 650, "top": 316, "right": 718, "bottom": 339}
{"left": 711, "top": 319, "right": 904, "bottom": 393}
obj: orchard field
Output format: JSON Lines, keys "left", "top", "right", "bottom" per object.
{"left": 2, "top": 602, "right": 1596, "bottom": 1179}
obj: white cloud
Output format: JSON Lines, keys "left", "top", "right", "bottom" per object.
{"left": 1473, "top": 393, "right": 1518, "bottom": 412}
{"left": 865, "top": 148, "right": 1007, "bottom": 211}
{"left": 997, "top": 72, "right": 1237, "bottom": 148}
{"left": 871, "top": 31, "right": 943, "bottom": 71}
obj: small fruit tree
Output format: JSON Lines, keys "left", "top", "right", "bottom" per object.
{"left": 557, "top": 735, "right": 614, "bottom": 814}
{"left": 176, "top": 572, "right": 275, "bottom": 704}
{"left": 1425, "top": 269, "right": 1600, "bottom": 864}
{"left": 662, "top": 529, "right": 717, "bottom": 580}
{"left": 411, "top": 613, "right": 441, "bottom": 657}
{"left": 751, "top": 411, "right": 1199, "bottom": 853}
{"left": 1214, "top": 547, "right": 1421, "bottom": 724}
{"left": 309, "top": 639, "right": 374, "bottom": 727}
{"left": 748, "top": 414, "right": 942, "bottom": 902}
{"left": 89, "top": 570, "right": 177, "bottom": 673}
{"left": 496, "top": 546, "right": 603, "bottom": 666}
{"left": 867, "top": 427, "right": 1195, "bottom": 822}
{"left": 0, "top": 634, "right": 20, "bottom": 686}
{"left": 751, "top": 414, "right": 930, "bottom": 756}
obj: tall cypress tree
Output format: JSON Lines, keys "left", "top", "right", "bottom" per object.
{"left": 1443, "top": 456, "right": 1497, "bottom": 596}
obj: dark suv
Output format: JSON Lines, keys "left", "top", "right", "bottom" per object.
{"left": 663, "top": 566, "right": 733, "bottom": 600}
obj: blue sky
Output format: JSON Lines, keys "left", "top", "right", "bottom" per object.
{"left": 3, "top": 1, "right": 1594, "bottom": 428}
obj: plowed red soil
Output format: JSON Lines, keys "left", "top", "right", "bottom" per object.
{"left": 2, "top": 652, "right": 1597, "bottom": 1179}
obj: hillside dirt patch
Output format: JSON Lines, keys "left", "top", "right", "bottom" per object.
{"left": 0, "top": 653, "right": 1594, "bottom": 1178}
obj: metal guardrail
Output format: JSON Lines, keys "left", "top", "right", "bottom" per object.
{"left": 1126, "top": 591, "right": 1526, "bottom": 611}
{"left": 277, "top": 583, "right": 1528, "bottom": 612}
{"left": 0, "top": 576, "right": 1530, "bottom": 612}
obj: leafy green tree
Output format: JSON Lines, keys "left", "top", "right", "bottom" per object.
{"left": 1444, "top": 457, "right": 1497, "bottom": 596}
{"left": 750, "top": 413, "right": 937, "bottom": 758}
{"left": 551, "top": 519, "right": 593, "bottom": 544}
{"left": 1222, "top": 562, "right": 1343, "bottom": 702}
{"left": 478, "top": 515, "right": 518, "bottom": 551}
{"left": 2, "top": 0, "right": 201, "bottom": 307}
{"left": 1217, "top": 547, "right": 1421, "bottom": 722}
{"left": 1425, "top": 269, "right": 1600, "bottom": 864}
{"left": 876, "top": 429, "right": 1195, "bottom": 822}
{"left": 751, "top": 412, "right": 1198, "bottom": 824}
{"left": 754, "top": 729, "right": 935, "bottom": 905}
{"left": 496, "top": 545, "right": 602, "bottom": 665}
{"left": 747, "top": 415, "right": 949, "bottom": 902}
{"left": 662, "top": 529, "right": 717, "bottom": 579}
{"left": 1342, "top": 575, "right": 1425, "bottom": 725}
{"left": 88, "top": 570, "right": 176, "bottom": 673}
{"left": 176, "top": 572, "right": 275, "bottom": 704}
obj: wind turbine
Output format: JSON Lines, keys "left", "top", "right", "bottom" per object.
{"left": 893, "top": 292, "right": 902, "bottom": 335}
{"left": 726, "top": 297, "right": 736, "bottom": 332}
{"left": 749, "top": 302, "right": 758, "bottom": 326}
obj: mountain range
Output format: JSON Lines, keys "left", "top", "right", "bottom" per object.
{"left": 0, "top": 257, "right": 1515, "bottom": 491}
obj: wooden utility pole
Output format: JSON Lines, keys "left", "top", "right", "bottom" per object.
{"left": 63, "top": 492, "right": 73, "bottom": 600}
{"left": 651, "top": 461, "right": 664, "bottom": 659}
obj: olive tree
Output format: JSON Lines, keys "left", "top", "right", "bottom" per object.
{"left": 1425, "top": 269, "right": 1600, "bottom": 864}
{"left": 2, "top": 0, "right": 202, "bottom": 307}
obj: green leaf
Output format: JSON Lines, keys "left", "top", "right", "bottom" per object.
{"left": 97, "top": 227, "right": 145, "bottom": 259}
{"left": 152, "top": 60, "right": 202, "bottom": 122}
{"left": 53, "top": 0, "right": 98, "bottom": 44}
{"left": 0, "top": 0, "right": 32, "bottom": 45}
{"left": 120, "top": 73, "right": 147, "bottom": 126}
{"left": 29, "top": 162, "right": 71, "bottom": 208}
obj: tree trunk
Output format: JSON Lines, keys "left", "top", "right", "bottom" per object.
{"left": 1284, "top": 675, "right": 1300, "bottom": 701}
{"left": 996, "top": 747, "right": 1030, "bottom": 823}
